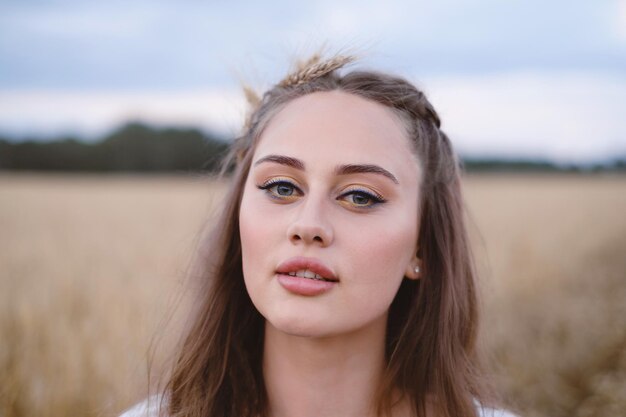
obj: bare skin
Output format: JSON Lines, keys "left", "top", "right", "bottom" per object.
{"left": 263, "top": 314, "right": 388, "bottom": 417}
{"left": 239, "top": 91, "right": 423, "bottom": 417}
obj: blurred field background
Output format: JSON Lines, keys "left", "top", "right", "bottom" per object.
{"left": 0, "top": 172, "right": 624, "bottom": 417}
{"left": 1, "top": 2, "right": 625, "bottom": 416}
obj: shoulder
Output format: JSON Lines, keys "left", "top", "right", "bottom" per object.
{"left": 476, "top": 404, "right": 519, "bottom": 417}
{"left": 118, "top": 396, "right": 163, "bottom": 417}
{"left": 119, "top": 396, "right": 518, "bottom": 417}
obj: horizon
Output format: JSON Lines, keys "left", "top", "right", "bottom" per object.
{"left": 1, "top": 119, "right": 624, "bottom": 168}
{"left": 1, "top": 0, "right": 625, "bottom": 164}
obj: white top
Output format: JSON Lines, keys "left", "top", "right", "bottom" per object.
{"left": 119, "top": 397, "right": 519, "bottom": 417}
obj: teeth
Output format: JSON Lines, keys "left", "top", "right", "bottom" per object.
{"left": 288, "top": 269, "right": 323, "bottom": 280}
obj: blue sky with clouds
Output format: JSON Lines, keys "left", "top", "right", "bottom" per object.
{"left": 1, "top": 0, "right": 624, "bottom": 162}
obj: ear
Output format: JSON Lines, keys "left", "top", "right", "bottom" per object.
{"left": 404, "top": 251, "right": 422, "bottom": 281}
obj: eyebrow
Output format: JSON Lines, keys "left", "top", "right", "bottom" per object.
{"left": 253, "top": 154, "right": 399, "bottom": 185}
{"left": 337, "top": 164, "right": 399, "bottom": 184}
{"left": 254, "top": 154, "right": 304, "bottom": 170}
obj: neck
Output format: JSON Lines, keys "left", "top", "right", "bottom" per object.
{"left": 263, "top": 315, "right": 396, "bottom": 417}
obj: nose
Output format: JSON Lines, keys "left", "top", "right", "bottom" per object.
{"left": 286, "top": 195, "right": 334, "bottom": 247}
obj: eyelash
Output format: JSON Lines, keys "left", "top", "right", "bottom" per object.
{"left": 256, "top": 179, "right": 300, "bottom": 201}
{"left": 340, "top": 188, "right": 387, "bottom": 208}
{"left": 256, "top": 179, "right": 387, "bottom": 209}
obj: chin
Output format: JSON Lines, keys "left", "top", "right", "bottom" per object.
{"left": 265, "top": 313, "right": 340, "bottom": 338}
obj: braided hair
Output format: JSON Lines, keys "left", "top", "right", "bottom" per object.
{"left": 164, "top": 52, "right": 488, "bottom": 417}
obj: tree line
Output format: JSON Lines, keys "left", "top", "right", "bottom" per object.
{"left": 0, "top": 122, "right": 229, "bottom": 172}
{"left": 0, "top": 122, "right": 624, "bottom": 173}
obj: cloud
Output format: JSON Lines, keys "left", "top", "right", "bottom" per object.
{"left": 423, "top": 70, "right": 626, "bottom": 162}
{"left": 1, "top": 1, "right": 623, "bottom": 90}
{"left": 617, "top": 0, "right": 626, "bottom": 41}
{"left": 1, "top": 70, "right": 624, "bottom": 163}
{"left": 0, "top": 89, "right": 246, "bottom": 139}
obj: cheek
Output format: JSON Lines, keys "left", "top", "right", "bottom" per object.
{"left": 239, "top": 183, "right": 289, "bottom": 288}
{"left": 239, "top": 187, "right": 269, "bottom": 269}
{"left": 239, "top": 187, "right": 274, "bottom": 313}
{"left": 326, "top": 215, "right": 416, "bottom": 332}
{"left": 344, "top": 211, "right": 417, "bottom": 287}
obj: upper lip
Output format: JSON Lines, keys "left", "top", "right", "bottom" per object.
{"left": 276, "top": 256, "right": 338, "bottom": 281}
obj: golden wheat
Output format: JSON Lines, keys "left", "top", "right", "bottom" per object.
{"left": 0, "top": 173, "right": 624, "bottom": 417}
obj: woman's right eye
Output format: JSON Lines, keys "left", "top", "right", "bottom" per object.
{"left": 257, "top": 179, "right": 301, "bottom": 200}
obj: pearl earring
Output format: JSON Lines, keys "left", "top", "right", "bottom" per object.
{"left": 414, "top": 266, "right": 420, "bottom": 274}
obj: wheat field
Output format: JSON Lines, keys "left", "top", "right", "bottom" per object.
{"left": 0, "top": 173, "right": 624, "bottom": 417}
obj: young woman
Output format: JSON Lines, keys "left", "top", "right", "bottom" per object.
{"left": 121, "top": 54, "right": 517, "bottom": 417}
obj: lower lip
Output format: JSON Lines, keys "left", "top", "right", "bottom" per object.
{"left": 276, "top": 273, "right": 337, "bottom": 296}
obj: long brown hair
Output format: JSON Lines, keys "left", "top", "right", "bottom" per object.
{"left": 162, "top": 53, "right": 487, "bottom": 417}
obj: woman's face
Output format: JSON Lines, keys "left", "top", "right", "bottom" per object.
{"left": 239, "top": 90, "right": 422, "bottom": 338}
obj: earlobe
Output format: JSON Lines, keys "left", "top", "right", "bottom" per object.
{"left": 404, "top": 243, "right": 422, "bottom": 280}
{"left": 405, "top": 258, "right": 422, "bottom": 280}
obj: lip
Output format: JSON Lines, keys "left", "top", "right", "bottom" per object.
{"left": 275, "top": 256, "right": 338, "bottom": 296}
{"left": 276, "top": 256, "right": 338, "bottom": 281}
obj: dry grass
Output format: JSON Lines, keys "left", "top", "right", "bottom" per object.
{"left": 0, "top": 173, "right": 624, "bottom": 417}
{"left": 466, "top": 174, "right": 626, "bottom": 417}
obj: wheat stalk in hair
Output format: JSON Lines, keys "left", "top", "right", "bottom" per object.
{"left": 278, "top": 54, "right": 356, "bottom": 87}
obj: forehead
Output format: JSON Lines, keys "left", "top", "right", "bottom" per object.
{"left": 253, "top": 91, "right": 420, "bottom": 181}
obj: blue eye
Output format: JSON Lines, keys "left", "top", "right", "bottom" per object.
{"left": 257, "top": 179, "right": 301, "bottom": 199}
{"left": 339, "top": 189, "right": 386, "bottom": 209}
{"left": 275, "top": 183, "right": 295, "bottom": 196}
{"left": 349, "top": 192, "right": 372, "bottom": 205}
{"left": 256, "top": 180, "right": 386, "bottom": 209}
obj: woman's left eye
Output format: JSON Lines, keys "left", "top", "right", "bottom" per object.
{"left": 339, "top": 189, "right": 386, "bottom": 208}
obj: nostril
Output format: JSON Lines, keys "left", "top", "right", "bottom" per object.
{"left": 287, "top": 223, "right": 332, "bottom": 246}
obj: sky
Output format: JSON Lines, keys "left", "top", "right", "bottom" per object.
{"left": 0, "top": 0, "right": 624, "bottom": 163}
